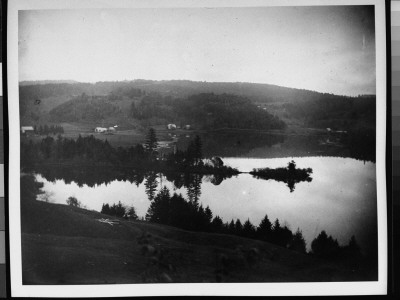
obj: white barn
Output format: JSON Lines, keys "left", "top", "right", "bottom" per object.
{"left": 21, "top": 126, "right": 34, "bottom": 134}
{"left": 95, "top": 127, "right": 108, "bottom": 133}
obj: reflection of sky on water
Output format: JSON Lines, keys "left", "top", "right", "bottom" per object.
{"left": 36, "top": 156, "right": 376, "bottom": 252}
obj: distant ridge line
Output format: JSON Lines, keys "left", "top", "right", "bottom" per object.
{"left": 18, "top": 79, "right": 376, "bottom": 98}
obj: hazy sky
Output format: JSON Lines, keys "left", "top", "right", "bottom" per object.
{"left": 19, "top": 6, "right": 375, "bottom": 96}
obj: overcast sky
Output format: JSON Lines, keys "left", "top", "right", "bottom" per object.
{"left": 19, "top": 6, "right": 375, "bottom": 96}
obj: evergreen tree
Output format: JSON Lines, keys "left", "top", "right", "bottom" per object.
{"left": 40, "top": 136, "right": 55, "bottom": 159}
{"left": 205, "top": 206, "right": 213, "bottom": 225}
{"left": 311, "top": 230, "right": 340, "bottom": 258}
{"left": 125, "top": 206, "right": 138, "bottom": 220}
{"left": 343, "top": 235, "right": 361, "bottom": 261}
{"left": 211, "top": 216, "right": 224, "bottom": 233}
{"left": 146, "top": 186, "right": 171, "bottom": 223}
{"left": 196, "top": 204, "right": 211, "bottom": 231}
{"left": 144, "top": 128, "right": 158, "bottom": 158}
{"left": 243, "top": 218, "right": 256, "bottom": 238}
{"left": 235, "top": 219, "right": 243, "bottom": 236}
{"left": 193, "top": 135, "right": 203, "bottom": 165}
{"left": 289, "top": 228, "right": 307, "bottom": 253}
{"left": 272, "top": 218, "right": 281, "bottom": 233}
{"left": 257, "top": 214, "right": 272, "bottom": 241}
{"left": 185, "top": 140, "right": 196, "bottom": 166}
{"left": 228, "top": 219, "right": 236, "bottom": 234}
{"left": 271, "top": 218, "right": 282, "bottom": 245}
{"left": 101, "top": 203, "right": 111, "bottom": 215}
{"left": 288, "top": 160, "right": 296, "bottom": 172}
{"left": 55, "top": 135, "right": 63, "bottom": 159}
{"left": 112, "top": 201, "right": 126, "bottom": 218}
{"left": 144, "top": 173, "right": 158, "bottom": 201}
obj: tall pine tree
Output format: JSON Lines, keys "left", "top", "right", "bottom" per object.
{"left": 257, "top": 214, "right": 272, "bottom": 241}
{"left": 144, "top": 128, "right": 158, "bottom": 159}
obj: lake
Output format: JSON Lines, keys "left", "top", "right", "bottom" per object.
{"left": 34, "top": 155, "right": 377, "bottom": 255}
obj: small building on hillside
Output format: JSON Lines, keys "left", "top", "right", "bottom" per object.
{"left": 21, "top": 126, "right": 34, "bottom": 134}
{"left": 167, "top": 124, "right": 177, "bottom": 130}
{"left": 95, "top": 127, "right": 108, "bottom": 133}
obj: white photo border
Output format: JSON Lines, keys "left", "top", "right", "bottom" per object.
{"left": 7, "top": 0, "right": 387, "bottom": 297}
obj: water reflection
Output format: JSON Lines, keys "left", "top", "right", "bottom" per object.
{"left": 175, "top": 130, "right": 375, "bottom": 162}
{"left": 34, "top": 157, "right": 377, "bottom": 256}
{"left": 250, "top": 160, "right": 313, "bottom": 192}
{"left": 36, "top": 161, "right": 312, "bottom": 199}
{"left": 144, "top": 173, "right": 158, "bottom": 201}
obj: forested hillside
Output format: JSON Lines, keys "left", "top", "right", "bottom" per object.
{"left": 20, "top": 79, "right": 360, "bottom": 105}
{"left": 49, "top": 94, "right": 122, "bottom": 123}
{"left": 283, "top": 95, "right": 375, "bottom": 130}
{"left": 19, "top": 80, "right": 375, "bottom": 133}
{"left": 130, "top": 93, "right": 286, "bottom": 130}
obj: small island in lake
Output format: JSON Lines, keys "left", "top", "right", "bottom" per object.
{"left": 250, "top": 160, "right": 313, "bottom": 192}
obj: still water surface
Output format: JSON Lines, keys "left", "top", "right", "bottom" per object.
{"left": 35, "top": 156, "right": 376, "bottom": 253}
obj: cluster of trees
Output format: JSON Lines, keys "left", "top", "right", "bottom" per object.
{"left": 146, "top": 186, "right": 213, "bottom": 231}
{"left": 346, "top": 127, "right": 376, "bottom": 162}
{"left": 109, "top": 87, "right": 144, "bottom": 100}
{"left": 21, "top": 134, "right": 147, "bottom": 169}
{"left": 164, "top": 134, "right": 239, "bottom": 176}
{"left": 21, "top": 130, "right": 239, "bottom": 178}
{"left": 20, "top": 174, "right": 44, "bottom": 203}
{"left": 283, "top": 95, "right": 375, "bottom": 130}
{"left": 145, "top": 186, "right": 307, "bottom": 253}
{"left": 101, "top": 201, "right": 138, "bottom": 220}
{"left": 34, "top": 124, "right": 64, "bottom": 135}
{"left": 178, "top": 93, "right": 286, "bottom": 130}
{"left": 34, "top": 165, "right": 148, "bottom": 189}
{"left": 166, "top": 135, "right": 203, "bottom": 168}
{"left": 130, "top": 93, "right": 286, "bottom": 130}
{"left": 145, "top": 185, "right": 363, "bottom": 261}
{"left": 311, "top": 231, "right": 363, "bottom": 265}
{"left": 49, "top": 94, "right": 121, "bottom": 122}
{"left": 130, "top": 94, "right": 174, "bottom": 123}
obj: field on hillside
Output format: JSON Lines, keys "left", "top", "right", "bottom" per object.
{"left": 22, "top": 123, "right": 202, "bottom": 149}
{"left": 22, "top": 123, "right": 146, "bottom": 148}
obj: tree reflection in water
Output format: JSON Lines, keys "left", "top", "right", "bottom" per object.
{"left": 35, "top": 159, "right": 314, "bottom": 201}
{"left": 144, "top": 173, "right": 158, "bottom": 201}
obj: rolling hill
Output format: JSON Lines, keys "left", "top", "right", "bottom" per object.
{"left": 18, "top": 79, "right": 375, "bottom": 132}
{"left": 22, "top": 194, "right": 375, "bottom": 284}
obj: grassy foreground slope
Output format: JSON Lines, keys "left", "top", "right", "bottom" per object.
{"left": 22, "top": 199, "right": 372, "bottom": 284}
